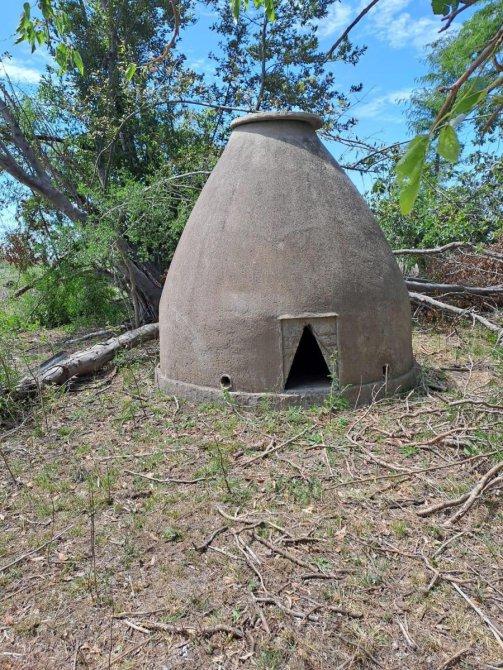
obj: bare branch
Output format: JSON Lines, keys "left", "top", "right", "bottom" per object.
{"left": 393, "top": 242, "right": 471, "bottom": 256}
{"left": 409, "top": 292, "right": 503, "bottom": 339}
{"left": 405, "top": 280, "right": 503, "bottom": 297}
{"left": 326, "top": 0, "right": 381, "bottom": 59}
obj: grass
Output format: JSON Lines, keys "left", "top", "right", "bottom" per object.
{"left": 0, "top": 321, "right": 502, "bottom": 668}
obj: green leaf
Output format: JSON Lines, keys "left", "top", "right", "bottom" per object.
{"left": 55, "top": 43, "right": 69, "bottom": 72}
{"left": 232, "top": 0, "right": 275, "bottom": 20}
{"left": 395, "top": 135, "right": 429, "bottom": 215}
{"left": 395, "top": 135, "right": 429, "bottom": 183}
{"left": 125, "top": 63, "right": 137, "bottom": 81}
{"left": 35, "top": 29, "right": 47, "bottom": 46}
{"left": 451, "top": 79, "right": 488, "bottom": 117}
{"left": 264, "top": 0, "right": 275, "bottom": 21}
{"left": 72, "top": 49, "right": 84, "bottom": 75}
{"left": 40, "top": 0, "right": 54, "bottom": 19}
{"left": 431, "top": 0, "right": 458, "bottom": 15}
{"left": 231, "top": 0, "right": 241, "bottom": 19}
{"left": 399, "top": 174, "right": 421, "bottom": 215}
{"left": 438, "top": 124, "right": 460, "bottom": 163}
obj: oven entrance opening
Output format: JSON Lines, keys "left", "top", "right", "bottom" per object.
{"left": 285, "top": 326, "right": 331, "bottom": 390}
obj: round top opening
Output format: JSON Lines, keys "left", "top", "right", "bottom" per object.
{"left": 230, "top": 111, "right": 323, "bottom": 131}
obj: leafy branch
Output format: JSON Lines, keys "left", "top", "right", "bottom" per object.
{"left": 16, "top": 1, "right": 84, "bottom": 75}
{"left": 396, "top": 22, "right": 502, "bottom": 214}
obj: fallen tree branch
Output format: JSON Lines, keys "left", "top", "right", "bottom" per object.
{"left": 394, "top": 241, "right": 503, "bottom": 262}
{"left": 406, "top": 280, "right": 503, "bottom": 296}
{"left": 124, "top": 469, "right": 212, "bottom": 485}
{"left": 417, "top": 463, "right": 503, "bottom": 520}
{"left": 450, "top": 583, "right": 503, "bottom": 650}
{"left": 393, "top": 241, "right": 471, "bottom": 256}
{"left": 63, "top": 327, "right": 126, "bottom": 345}
{"left": 242, "top": 427, "right": 310, "bottom": 464}
{"left": 117, "top": 618, "right": 243, "bottom": 639}
{"left": 446, "top": 462, "right": 503, "bottom": 525}
{"left": 193, "top": 525, "right": 229, "bottom": 553}
{"left": 12, "top": 323, "right": 159, "bottom": 398}
{"left": 409, "top": 292, "right": 503, "bottom": 339}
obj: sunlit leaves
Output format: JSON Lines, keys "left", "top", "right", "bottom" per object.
{"left": 72, "top": 50, "right": 84, "bottom": 76}
{"left": 231, "top": 0, "right": 242, "bottom": 19}
{"left": 40, "top": 0, "right": 54, "bottom": 20}
{"left": 431, "top": 0, "right": 459, "bottom": 16}
{"left": 395, "top": 136, "right": 429, "bottom": 214}
{"left": 231, "top": 0, "right": 275, "bottom": 21}
{"left": 451, "top": 78, "right": 488, "bottom": 117}
{"left": 438, "top": 124, "right": 460, "bottom": 162}
{"left": 15, "top": 0, "right": 84, "bottom": 75}
{"left": 54, "top": 43, "right": 70, "bottom": 71}
{"left": 53, "top": 43, "right": 84, "bottom": 75}
{"left": 16, "top": 2, "right": 43, "bottom": 52}
{"left": 125, "top": 63, "right": 137, "bottom": 82}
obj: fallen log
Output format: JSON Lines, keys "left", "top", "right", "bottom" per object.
{"left": 12, "top": 323, "right": 159, "bottom": 398}
{"left": 409, "top": 292, "right": 503, "bottom": 340}
{"left": 405, "top": 279, "right": 503, "bottom": 296}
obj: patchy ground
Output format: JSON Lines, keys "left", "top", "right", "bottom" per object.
{"left": 0, "top": 323, "right": 502, "bottom": 669}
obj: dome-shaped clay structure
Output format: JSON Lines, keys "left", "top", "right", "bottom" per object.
{"left": 157, "top": 111, "right": 417, "bottom": 406}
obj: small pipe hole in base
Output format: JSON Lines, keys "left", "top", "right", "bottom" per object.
{"left": 220, "top": 375, "right": 232, "bottom": 390}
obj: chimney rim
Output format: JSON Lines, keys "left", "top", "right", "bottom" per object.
{"left": 230, "top": 111, "right": 323, "bottom": 131}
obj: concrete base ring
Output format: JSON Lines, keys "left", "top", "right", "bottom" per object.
{"left": 155, "top": 364, "right": 420, "bottom": 408}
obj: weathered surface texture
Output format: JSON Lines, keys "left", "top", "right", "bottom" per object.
{"left": 158, "top": 112, "right": 416, "bottom": 405}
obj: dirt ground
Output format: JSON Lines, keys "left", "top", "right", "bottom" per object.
{"left": 0, "top": 322, "right": 502, "bottom": 669}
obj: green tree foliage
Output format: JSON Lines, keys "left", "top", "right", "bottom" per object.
{"left": 205, "top": 0, "right": 363, "bottom": 139}
{"left": 409, "top": 1, "right": 502, "bottom": 139}
{"left": 396, "top": 0, "right": 502, "bottom": 213}
{"left": 372, "top": 150, "right": 502, "bottom": 250}
{"left": 3, "top": 0, "right": 214, "bottom": 325}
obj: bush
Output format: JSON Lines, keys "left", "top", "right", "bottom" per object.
{"left": 20, "top": 264, "right": 125, "bottom": 329}
{"left": 370, "top": 152, "right": 502, "bottom": 251}
{"left": 15, "top": 264, "right": 126, "bottom": 329}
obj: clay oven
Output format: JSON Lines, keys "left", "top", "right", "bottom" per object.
{"left": 157, "top": 111, "right": 417, "bottom": 405}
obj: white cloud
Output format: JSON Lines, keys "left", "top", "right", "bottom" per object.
{"left": 318, "top": 0, "right": 444, "bottom": 52}
{"left": 0, "top": 59, "right": 42, "bottom": 84}
{"left": 367, "top": 0, "right": 446, "bottom": 50}
{"left": 355, "top": 87, "right": 413, "bottom": 119}
{"left": 317, "top": 3, "right": 353, "bottom": 38}
{"left": 367, "top": 0, "right": 411, "bottom": 28}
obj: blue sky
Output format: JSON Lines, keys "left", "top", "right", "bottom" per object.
{"left": 0, "top": 0, "right": 467, "bottom": 229}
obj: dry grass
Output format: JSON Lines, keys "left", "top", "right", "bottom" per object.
{"left": 0, "top": 323, "right": 502, "bottom": 669}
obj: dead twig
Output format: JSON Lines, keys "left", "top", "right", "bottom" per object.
{"left": 437, "top": 645, "right": 472, "bottom": 670}
{"left": 397, "top": 616, "right": 417, "bottom": 650}
{"left": 124, "top": 469, "right": 212, "bottom": 485}
{"left": 193, "top": 525, "right": 229, "bottom": 553}
{"left": 127, "top": 619, "right": 243, "bottom": 639}
{"left": 334, "top": 449, "right": 500, "bottom": 488}
{"left": 0, "top": 525, "right": 74, "bottom": 573}
{"left": 451, "top": 583, "right": 503, "bottom": 650}
{"left": 242, "top": 427, "right": 310, "bottom": 464}
{"left": 446, "top": 461, "right": 503, "bottom": 525}
{"left": 254, "top": 596, "right": 318, "bottom": 621}
{"left": 409, "top": 292, "right": 503, "bottom": 340}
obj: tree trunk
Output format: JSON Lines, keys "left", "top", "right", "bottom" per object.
{"left": 12, "top": 323, "right": 159, "bottom": 399}
{"left": 0, "top": 84, "right": 163, "bottom": 322}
